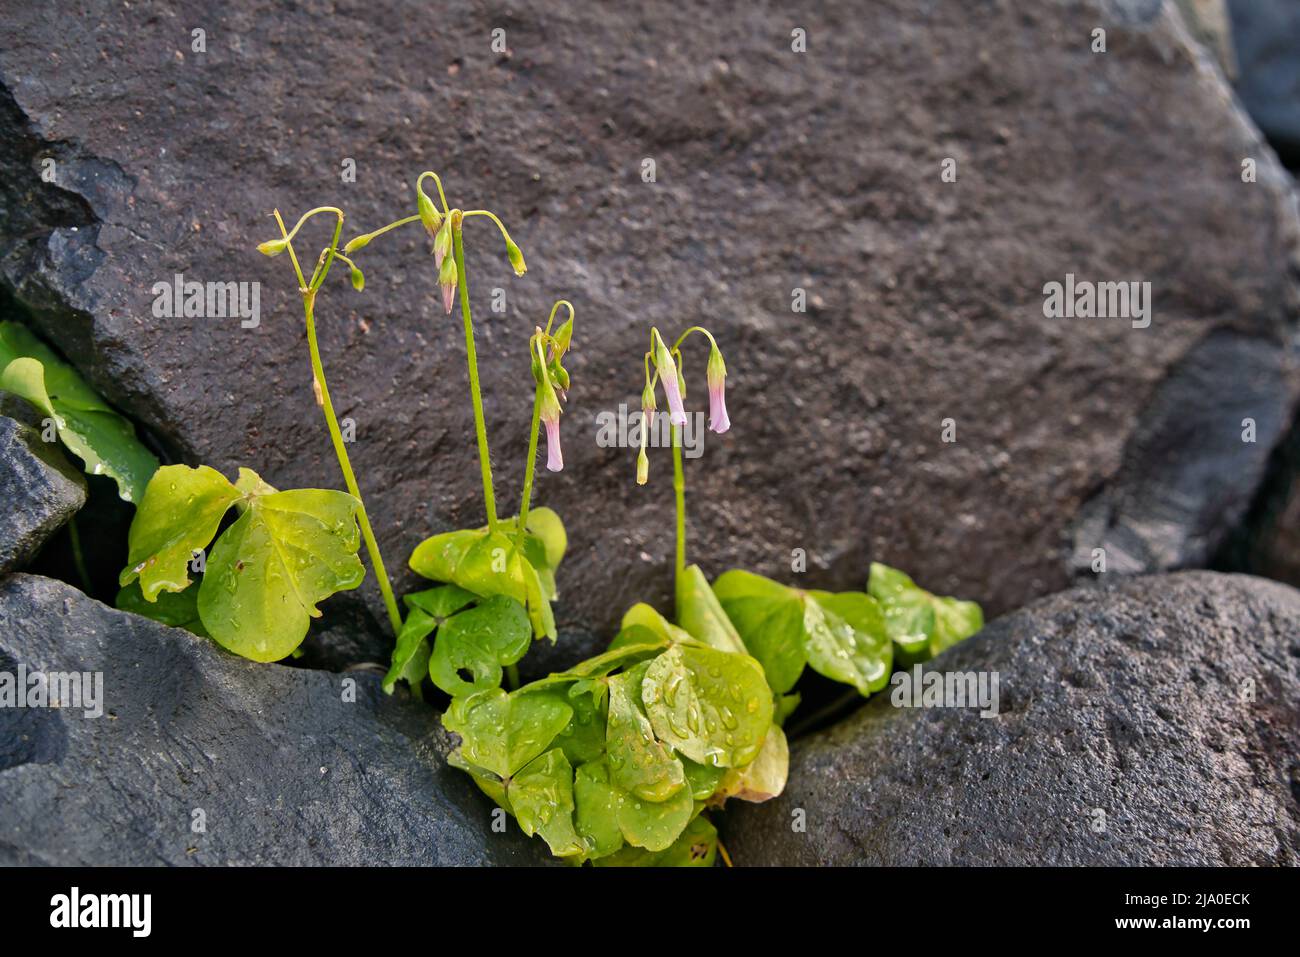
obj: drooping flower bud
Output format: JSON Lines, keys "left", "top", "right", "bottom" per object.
{"left": 636, "top": 446, "right": 649, "bottom": 485}
{"left": 257, "top": 238, "right": 290, "bottom": 257}
{"left": 706, "top": 343, "right": 729, "bottom": 434}
{"left": 438, "top": 252, "right": 457, "bottom": 314}
{"left": 343, "top": 232, "right": 372, "bottom": 254}
{"left": 653, "top": 334, "right": 688, "bottom": 426}
{"left": 433, "top": 220, "right": 452, "bottom": 269}
{"left": 349, "top": 262, "right": 365, "bottom": 292}
{"left": 506, "top": 238, "right": 527, "bottom": 277}
{"left": 417, "top": 185, "right": 444, "bottom": 238}
{"left": 540, "top": 379, "right": 564, "bottom": 472}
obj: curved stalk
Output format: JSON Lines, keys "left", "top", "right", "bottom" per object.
{"left": 452, "top": 219, "right": 499, "bottom": 531}
{"left": 275, "top": 209, "right": 404, "bottom": 638}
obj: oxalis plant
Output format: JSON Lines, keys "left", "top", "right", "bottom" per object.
{"left": 116, "top": 170, "right": 567, "bottom": 669}
{"left": 107, "top": 167, "right": 985, "bottom": 867}
{"left": 440, "top": 325, "right": 985, "bottom": 866}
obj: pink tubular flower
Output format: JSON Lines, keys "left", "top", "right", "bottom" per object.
{"left": 706, "top": 344, "right": 729, "bottom": 434}
{"left": 541, "top": 380, "right": 564, "bottom": 472}
{"left": 544, "top": 416, "right": 563, "bottom": 471}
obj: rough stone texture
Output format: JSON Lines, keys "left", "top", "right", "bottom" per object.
{"left": 1, "top": 0, "right": 1298, "bottom": 669}
{"left": 0, "top": 574, "right": 551, "bottom": 865}
{"left": 1175, "top": 0, "right": 1236, "bottom": 77}
{"left": 723, "top": 571, "right": 1300, "bottom": 866}
{"left": 0, "top": 415, "right": 86, "bottom": 575}
{"left": 1228, "top": 0, "right": 1300, "bottom": 160}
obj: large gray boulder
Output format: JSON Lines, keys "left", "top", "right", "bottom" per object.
{"left": 0, "top": 416, "right": 85, "bottom": 575}
{"left": 723, "top": 571, "right": 1300, "bottom": 865}
{"left": 1, "top": 0, "right": 1297, "bottom": 668}
{"left": 0, "top": 574, "right": 550, "bottom": 865}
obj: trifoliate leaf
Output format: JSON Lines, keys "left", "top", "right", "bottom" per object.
{"left": 409, "top": 525, "right": 555, "bottom": 641}
{"left": 382, "top": 585, "right": 477, "bottom": 695}
{"left": 197, "top": 485, "right": 365, "bottom": 662}
{"left": 675, "top": 563, "right": 746, "bottom": 653}
{"left": 428, "top": 595, "right": 531, "bottom": 696}
{"left": 442, "top": 688, "right": 573, "bottom": 779}
{"left": 606, "top": 670, "right": 686, "bottom": 802}
{"left": 0, "top": 321, "right": 159, "bottom": 503}
{"left": 508, "top": 748, "right": 585, "bottom": 858}
{"left": 119, "top": 464, "right": 242, "bottom": 600}
{"left": 868, "top": 562, "right": 984, "bottom": 662}
{"left": 405, "top": 583, "right": 478, "bottom": 619}
{"left": 640, "top": 643, "right": 773, "bottom": 768}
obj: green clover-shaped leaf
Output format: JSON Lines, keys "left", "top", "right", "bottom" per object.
{"left": 382, "top": 584, "right": 478, "bottom": 695}
{"left": 508, "top": 748, "right": 585, "bottom": 859}
{"left": 867, "top": 562, "right": 984, "bottom": 663}
{"left": 592, "top": 813, "right": 718, "bottom": 867}
{"left": 119, "top": 465, "right": 242, "bottom": 600}
{"left": 428, "top": 595, "right": 531, "bottom": 697}
{"left": 0, "top": 321, "right": 159, "bottom": 503}
{"left": 198, "top": 484, "right": 365, "bottom": 662}
{"left": 442, "top": 687, "right": 573, "bottom": 779}
{"left": 409, "top": 525, "right": 555, "bottom": 640}
{"left": 714, "top": 570, "right": 894, "bottom": 697}
{"left": 640, "top": 643, "right": 773, "bottom": 768}
{"left": 713, "top": 724, "right": 788, "bottom": 805}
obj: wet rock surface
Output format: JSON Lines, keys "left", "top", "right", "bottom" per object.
{"left": 723, "top": 571, "right": 1300, "bottom": 866}
{"left": 0, "top": 0, "right": 1297, "bottom": 671}
{"left": 0, "top": 574, "right": 551, "bottom": 865}
{"left": 0, "top": 416, "right": 86, "bottom": 576}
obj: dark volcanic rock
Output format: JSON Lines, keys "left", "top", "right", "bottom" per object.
{"left": 0, "top": 416, "right": 86, "bottom": 575}
{"left": 0, "top": 0, "right": 1297, "bottom": 668}
{"left": 1228, "top": 0, "right": 1300, "bottom": 161}
{"left": 0, "top": 574, "right": 550, "bottom": 865}
{"left": 723, "top": 572, "right": 1300, "bottom": 866}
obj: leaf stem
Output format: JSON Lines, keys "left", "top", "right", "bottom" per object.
{"left": 452, "top": 218, "right": 499, "bottom": 531}
{"left": 672, "top": 423, "right": 686, "bottom": 593}
{"left": 506, "top": 663, "right": 521, "bottom": 690}
{"left": 516, "top": 382, "right": 544, "bottom": 550}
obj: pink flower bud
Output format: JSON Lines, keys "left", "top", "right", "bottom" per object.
{"left": 438, "top": 253, "right": 457, "bottom": 314}
{"left": 706, "top": 344, "right": 729, "bottom": 434}
{"left": 652, "top": 334, "right": 688, "bottom": 427}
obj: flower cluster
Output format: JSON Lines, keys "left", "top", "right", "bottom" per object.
{"left": 637, "top": 325, "right": 729, "bottom": 485}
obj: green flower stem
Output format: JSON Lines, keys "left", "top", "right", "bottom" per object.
{"left": 506, "top": 663, "right": 521, "bottom": 690}
{"left": 302, "top": 297, "right": 404, "bottom": 639}
{"left": 275, "top": 209, "right": 404, "bottom": 639}
{"left": 452, "top": 220, "right": 499, "bottom": 532}
{"left": 516, "top": 382, "right": 544, "bottom": 550}
{"left": 672, "top": 423, "right": 686, "bottom": 593}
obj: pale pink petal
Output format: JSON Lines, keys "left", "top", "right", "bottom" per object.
{"left": 545, "top": 417, "right": 563, "bottom": 472}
